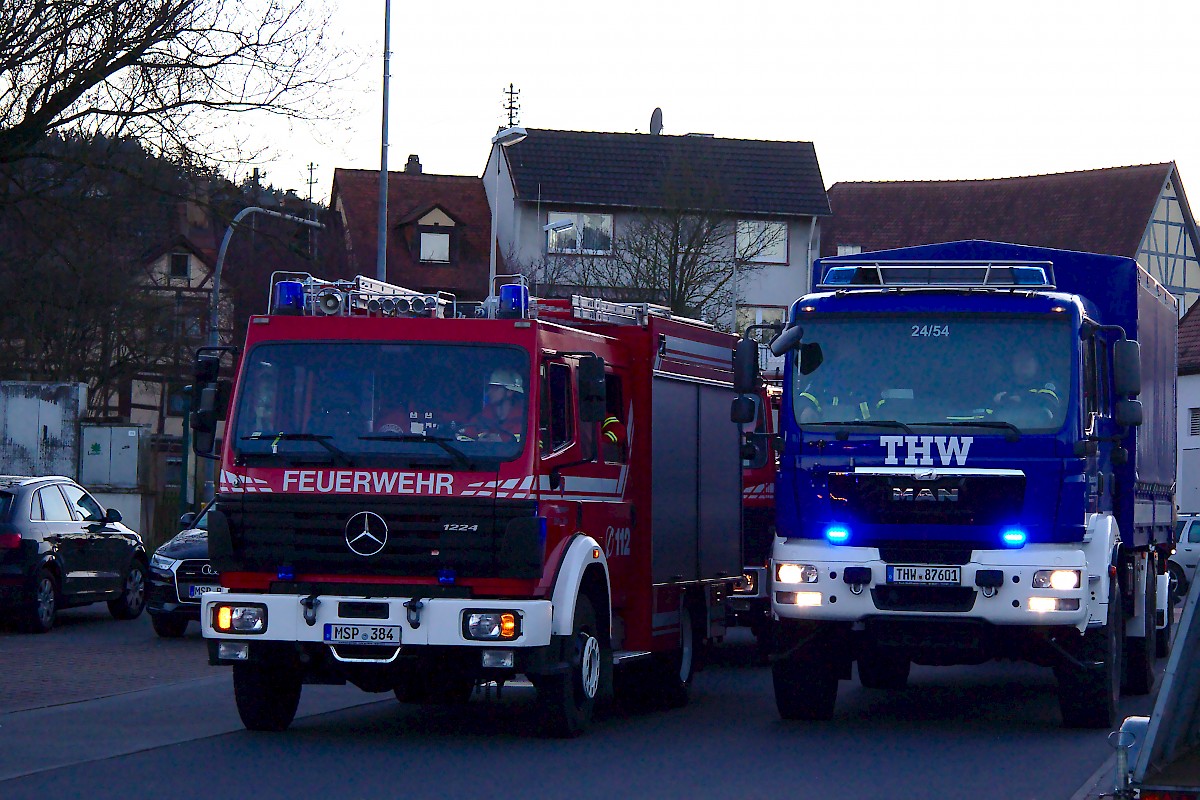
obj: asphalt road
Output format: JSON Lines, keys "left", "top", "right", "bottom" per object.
{"left": 0, "top": 607, "right": 1161, "bottom": 800}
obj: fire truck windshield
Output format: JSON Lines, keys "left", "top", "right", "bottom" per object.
{"left": 231, "top": 342, "right": 530, "bottom": 468}
{"left": 792, "top": 315, "right": 1073, "bottom": 434}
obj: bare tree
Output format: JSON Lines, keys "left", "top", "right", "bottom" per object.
{"left": 0, "top": 0, "right": 350, "bottom": 170}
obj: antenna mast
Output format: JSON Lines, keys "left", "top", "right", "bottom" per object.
{"left": 503, "top": 83, "right": 521, "bottom": 127}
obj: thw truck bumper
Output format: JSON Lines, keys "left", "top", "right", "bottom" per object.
{"left": 770, "top": 540, "right": 1093, "bottom": 631}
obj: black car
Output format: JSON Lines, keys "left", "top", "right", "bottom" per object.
{"left": 0, "top": 475, "right": 148, "bottom": 633}
{"left": 148, "top": 500, "right": 220, "bottom": 637}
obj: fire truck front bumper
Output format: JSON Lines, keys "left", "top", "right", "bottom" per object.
{"left": 202, "top": 592, "right": 554, "bottom": 667}
{"left": 770, "top": 540, "right": 1091, "bottom": 630}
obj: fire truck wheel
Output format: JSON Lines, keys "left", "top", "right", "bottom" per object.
{"left": 856, "top": 649, "right": 911, "bottom": 690}
{"left": 536, "top": 595, "right": 602, "bottom": 738}
{"left": 1057, "top": 575, "right": 1122, "bottom": 729}
{"left": 646, "top": 603, "right": 697, "bottom": 710}
{"left": 1123, "top": 556, "right": 1156, "bottom": 696}
{"left": 233, "top": 662, "right": 302, "bottom": 732}
{"left": 773, "top": 652, "right": 837, "bottom": 721}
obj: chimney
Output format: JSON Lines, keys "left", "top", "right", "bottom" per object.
{"left": 404, "top": 154, "right": 422, "bottom": 174}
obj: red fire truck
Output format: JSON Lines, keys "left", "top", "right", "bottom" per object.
{"left": 191, "top": 274, "right": 742, "bottom": 737}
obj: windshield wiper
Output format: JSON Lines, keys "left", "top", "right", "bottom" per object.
{"left": 805, "top": 419, "right": 914, "bottom": 439}
{"left": 240, "top": 432, "right": 354, "bottom": 466}
{"left": 359, "top": 432, "right": 473, "bottom": 469}
{"left": 918, "top": 420, "right": 1021, "bottom": 441}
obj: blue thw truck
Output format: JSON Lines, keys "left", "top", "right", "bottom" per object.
{"left": 731, "top": 240, "right": 1177, "bottom": 729}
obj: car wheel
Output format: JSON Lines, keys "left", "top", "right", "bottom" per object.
{"left": 1168, "top": 562, "right": 1187, "bottom": 603}
{"left": 108, "top": 559, "right": 147, "bottom": 620}
{"left": 151, "top": 613, "right": 189, "bottom": 638}
{"left": 20, "top": 568, "right": 58, "bottom": 634}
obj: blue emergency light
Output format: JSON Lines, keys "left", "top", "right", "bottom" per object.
{"left": 498, "top": 283, "right": 529, "bottom": 319}
{"left": 825, "top": 525, "right": 851, "bottom": 544}
{"left": 273, "top": 281, "right": 306, "bottom": 315}
{"left": 1001, "top": 529, "right": 1027, "bottom": 548}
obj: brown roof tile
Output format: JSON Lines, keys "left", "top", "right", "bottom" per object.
{"left": 821, "top": 164, "right": 1174, "bottom": 259}
{"left": 330, "top": 168, "right": 491, "bottom": 300}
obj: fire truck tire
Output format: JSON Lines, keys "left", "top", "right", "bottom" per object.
{"left": 536, "top": 595, "right": 602, "bottom": 738}
{"left": 1057, "top": 576, "right": 1122, "bottom": 729}
{"left": 856, "top": 649, "right": 911, "bottom": 690}
{"left": 646, "top": 603, "right": 697, "bottom": 710}
{"left": 1123, "top": 556, "right": 1156, "bottom": 696}
{"left": 773, "top": 653, "right": 837, "bottom": 721}
{"left": 233, "top": 662, "right": 302, "bottom": 732}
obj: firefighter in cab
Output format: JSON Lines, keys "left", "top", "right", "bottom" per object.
{"left": 460, "top": 369, "right": 526, "bottom": 442}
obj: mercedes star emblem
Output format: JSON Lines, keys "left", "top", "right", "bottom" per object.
{"left": 345, "top": 511, "right": 388, "bottom": 557}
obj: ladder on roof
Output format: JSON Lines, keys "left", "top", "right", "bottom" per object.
{"left": 569, "top": 295, "right": 709, "bottom": 327}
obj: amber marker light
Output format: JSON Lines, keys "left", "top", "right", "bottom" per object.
{"left": 217, "top": 606, "right": 233, "bottom": 631}
{"left": 501, "top": 613, "right": 517, "bottom": 639}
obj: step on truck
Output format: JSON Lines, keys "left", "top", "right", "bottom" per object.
{"left": 732, "top": 240, "right": 1177, "bottom": 729}
{"left": 191, "top": 274, "right": 742, "bottom": 737}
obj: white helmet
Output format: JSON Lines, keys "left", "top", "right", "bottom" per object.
{"left": 488, "top": 368, "right": 524, "bottom": 394}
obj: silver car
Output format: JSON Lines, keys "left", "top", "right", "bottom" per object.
{"left": 1170, "top": 513, "right": 1200, "bottom": 599}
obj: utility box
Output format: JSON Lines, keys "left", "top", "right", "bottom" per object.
{"left": 0, "top": 382, "right": 88, "bottom": 478}
{"left": 80, "top": 424, "right": 149, "bottom": 489}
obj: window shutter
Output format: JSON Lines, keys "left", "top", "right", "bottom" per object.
{"left": 1190, "top": 408, "right": 1200, "bottom": 436}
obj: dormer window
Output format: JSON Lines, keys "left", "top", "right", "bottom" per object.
{"left": 170, "top": 252, "right": 190, "bottom": 279}
{"left": 413, "top": 207, "right": 457, "bottom": 265}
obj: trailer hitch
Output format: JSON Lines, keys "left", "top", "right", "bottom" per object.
{"left": 300, "top": 595, "right": 321, "bottom": 627}
{"left": 404, "top": 598, "right": 425, "bottom": 629}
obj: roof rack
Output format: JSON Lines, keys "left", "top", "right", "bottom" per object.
{"left": 818, "top": 260, "right": 1056, "bottom": 290}
{"left": 267, "top": 272, "right": 456, "bottom": 318}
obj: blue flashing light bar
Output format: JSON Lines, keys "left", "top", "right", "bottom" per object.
{"left": 437, "top": 568, "right": 457, "bottom": 585}
{"left": 825, "top": 526, "right": 850, "bottom": 544}
{"left": 1001, "top": 529, "right": 1028, "bottom": 548}
{"left": 273, "top": 281, "right": 305, "bottom": 315}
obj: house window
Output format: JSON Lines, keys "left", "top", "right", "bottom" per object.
{"left": 837, "top": 245, "right": 862, "bottom": 256}
{"left": 735, "top": 305, "right": 787, "bottom": 336}
{"left": 420, "top": 231, "right": 451, "bottom": 263}
{"left": 737, "top": 221, "right": 788, "bottom": 264}
{"left": 170, "top": 253, "right": 190, "bottom": 278}
{"left": 547, "top": 212, "right": 613, "bottom": 254}
{"left": 1191, "top": 408, "right": 1200, "bottom": 436}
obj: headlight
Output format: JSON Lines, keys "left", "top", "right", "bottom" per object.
{"left": 212, "top": 604, "right": 267, "bottom": 633}
{"left": 463, "top": 611, "right": 520, "bottom": 640}
{"left": 734, "top": 571, "right": 759, "bottom": 594}
{"left": 150, "top": 553, "right": 176, "bottom": 571}
{"left": 1032, "top": 569, "right": 1080, "bottom": 590}
{"left": 776, "top": 563, "right": 819, "bottom": 584}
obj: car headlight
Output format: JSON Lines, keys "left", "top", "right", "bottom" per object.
{"left": 150, "top": 553, "right": 177, "bottom": 571}
{"left": 1032, "top": 569, "right": 1080, "bottom": 590}
{"left": 212, "top": 604, "right": 267, "bottom": 633}
{"left": 463, "top": 610, "right": 520, "bottom": 640}
{"left": 776, "top": 563, "right": 819, "bottom": 584}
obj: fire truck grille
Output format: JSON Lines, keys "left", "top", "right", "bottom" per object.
{"left": 218, "top": 495, "right": 541, "bottom": 580}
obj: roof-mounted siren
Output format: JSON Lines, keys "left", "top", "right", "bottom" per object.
{"left": 818, "top": 261, "right": 1056, "bottom": 289}
{"left": 314, "top": 286, "right": 345, "bottom": 316}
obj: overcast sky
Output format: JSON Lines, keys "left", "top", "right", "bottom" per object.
{"left": 254, "top": 0, "right": 1200, "bottom": 203}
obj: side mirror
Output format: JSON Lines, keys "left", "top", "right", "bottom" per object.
{"left": 103, "top": 507, "right": 122, "bottom": 524}
{"left": 577, "top": 355, "right": 607, "bottom": 423}
{"left": 741, "top": 432, "right": 769, "bottom": 469}
{"left": 1116, "top": 398, "right": 1143, "bottom": 428}
{"left": 1113, "top": 339, "right": 1142, "bottom": 396}
{"left": 769, "top": 325, "right": 804, "bottom": 357}
{"left": 179, "top": 512, "right": 197, "bottom": 529}
{"left": 731, "top": 394, "right": 756, "bottom": 424}
{"left": 733, "top": 338, "right": 760, "bottom": 394}
{"left": 798, "top": 342, "right": 824, "bottom": 375}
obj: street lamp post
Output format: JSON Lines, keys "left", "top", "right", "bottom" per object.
{"left": 208, "top": 206, "right": 324, "bottom": 346}
{"left": 488, "top": 126, "right": 527, "bottom": 296}
{"left": 542, "top": 218, "right": 575, "bottom": 294}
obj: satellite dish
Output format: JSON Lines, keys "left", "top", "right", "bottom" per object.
{"left": 650, "top": 107, "right": 663, "bottom": 135}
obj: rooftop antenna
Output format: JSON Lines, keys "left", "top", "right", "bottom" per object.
{"left": 504, "top": 83, "right": 521, "bottom": 127}
{"left": 650, "top": 107, "right": 663, "bottom": 135}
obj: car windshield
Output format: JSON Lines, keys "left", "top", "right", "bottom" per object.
{"left": 231, "top": 342, "right": 530, "bottom": 468}
{"left": 792, "top": 315, "right": 1072, "bottom": 434}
